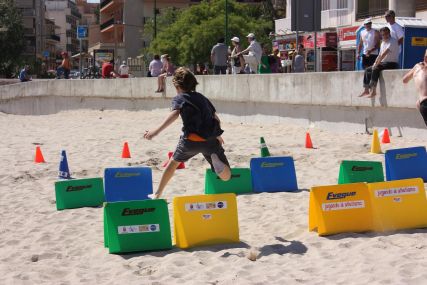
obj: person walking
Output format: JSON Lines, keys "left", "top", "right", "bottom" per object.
{"left": 292, "top": 45, "right": 305, "bottom": 73}
{"left": 357, "top": 18, "right": 380, "bottom": 69}
{"left": 236, "top": 33, "right": 262, "bottom": 74}
{"left": 156, "top": 54, "right": 175, "bottom": 93}
{"left": 269, "top": 49, "right": 281, "bottom": 73}
{"left": 258, "top": 46, "right": 272, "bottom": 74}
{"left": 149, "top": 54, "right": 163, "bottom": 77}
{"left": 211, "top": 38, "right": 228, "bottom": 75}
{"left": 359, "top": 27, "right": 399, "bottom": 98}
{"left": 230, "top": 37, "right": 244, "bottom": 74}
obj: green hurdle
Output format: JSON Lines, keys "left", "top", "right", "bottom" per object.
{"left": 54, "top": 177, "right": 104, "bottom": 210}
{"left": 204, "top": 168, "right": 253, "bottom": 195}
{"left": 338, "top": 160, "right": 384, "bottom": 184}
{"left": 103, "top": 199, "right": 172, "bottom": 254}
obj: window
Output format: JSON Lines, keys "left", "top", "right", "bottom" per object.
{"left": 356, "top": 0, "right": 388, "bottom": 20}
{"left": 416, "top": 0, "right": 427, "bottom": 10}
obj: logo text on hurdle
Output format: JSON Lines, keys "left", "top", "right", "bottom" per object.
{"left": 351, "top": 166, "right": 373, "bottom": 171}
{"left": 326, "top": 192, "right": 356, "bottom": 200}
{"left": 322, "top": 200, "right": 365, "bottom": 211}
{"left": 375, "top": 186, "right": 419, "bottom": 197}
{"left": 121, "top": 207, "right": 155, "bottom": 216}
{"left": 395, "top": 153, "right": 418, "bottom": 160}
{"left": 260, "top": 162, "right": 285, "bottom": 168}
{"left": 114, "top": 172, "right": 141, "bottom": 178}
{"left": 66, "top": 185, "right": 92, "bottom": 192}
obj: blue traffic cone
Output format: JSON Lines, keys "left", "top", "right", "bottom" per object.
{"left": 58, "top": 150, "right": 72, "bottom": 179}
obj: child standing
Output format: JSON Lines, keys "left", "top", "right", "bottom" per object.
{"left": 144, "top": 67, "right": 231, "bottom": 198}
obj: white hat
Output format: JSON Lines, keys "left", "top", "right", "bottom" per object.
{"left": 231, "top": 36, "right": 240, "bottom": 43}
{"left": 247, "top": 33, "right": 255, "bottom": 38}
{"left": 363, "top": 18, "right": 372, "bottom": 25}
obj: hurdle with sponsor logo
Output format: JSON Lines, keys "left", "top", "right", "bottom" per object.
{"left": 173, "top": 193, "right": 239, "bottom": 249}
{"left": 204, "top": 168, "right": 252, "bottom": 195}
{"left": 385, "top": 147, "right": 427, "bottom": 182}
{"left": 103, "top": 199, "right": 172, "bottom": 253}
{"left": 309, "top": 183, "right": 373, "bottom": 236}
{"left": 250, "top": 156, "right": 298, "bottom": 192}
{"left": 104, "top": 167, "right": 153, "bottom": 202}
{"left": 338, "top": 160, "right": 384, "bottom": 184}
{"left": 368, "top": 178, "right": 427, "bottom": 231}
{"left": 54, "top": 177, "right": 104, "bottom": 210}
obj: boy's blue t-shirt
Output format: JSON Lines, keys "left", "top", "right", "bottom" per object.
{"left": 19, "top": 69, "right": 28, "bottom": 81}
{"left": 171, "top": 91, "right": 223, "bottom": 139}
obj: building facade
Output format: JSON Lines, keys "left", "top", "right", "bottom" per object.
{"left": 44, "top": 18, "right": 61, "bottom": 69}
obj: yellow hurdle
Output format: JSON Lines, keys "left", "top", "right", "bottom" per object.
{"left": 309, "top": 183, "right": 373, "bottom": 236}
{"left": 173, "top": 193, "right": 239, "bottom": 249}
{"left": 368, "top": 178, "right": 427, "bottom": 231}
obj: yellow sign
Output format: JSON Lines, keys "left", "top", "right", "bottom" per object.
{"left": 309, "top": 183, "right": 373, "bottom": 236}
{"left": 173, "top": 193, "right": 239, "bottom": 249}
{"left": 368, "top": 178, "right": 427, "bottom": 231}
{"left": 411, "top": 37, "right": 427, "bottom": 47}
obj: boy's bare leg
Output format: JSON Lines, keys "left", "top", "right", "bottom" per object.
{"left": 211, "top": 153, "right": 231, "bottom": 181}
{"left": 368, "top": 87, "right": 377, "bottom": 98}
{"left": 154, "top": 159, "right": 180, "bottom": 198}
{"left": 359, "top": 87, "right": 370, "bottom": 97}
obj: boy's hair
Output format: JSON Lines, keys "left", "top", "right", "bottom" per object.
{"left": 154, "top": 54, "right": 160, "bottom": 60}
{"left": 172, "top": 67, "right": 198, "bottom": 92}
{"left": 380, "top": 27, "right": 390, "bottom": 34}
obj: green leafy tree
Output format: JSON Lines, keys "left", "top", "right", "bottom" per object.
{"left": 0, "top": 0, "right": 25, "bottom": 77}
{"left": 146, "top": 0, "right": 273, "bottom": 67}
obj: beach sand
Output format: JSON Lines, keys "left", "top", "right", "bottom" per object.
{"left": 1, "top": 109, "right": 427, "bottom": 285}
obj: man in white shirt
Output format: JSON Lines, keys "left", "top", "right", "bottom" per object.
{"left": 118, "top": 61, "right": 129, "bottom": 78}
{"left": 360, "top": 27, "right": 400, "bottom": 98}
{"left": 237, "top": 33, "right": 262, "bottom": 74}
{"left": 385, "top": 10, "right": 404, "bottom": 45}
{"left": 357, "top": 18, "right": 380, "bottom": 69}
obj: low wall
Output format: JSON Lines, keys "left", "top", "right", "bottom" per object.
{"left": 0, "top": 70, "right": 425, "bottom": 138}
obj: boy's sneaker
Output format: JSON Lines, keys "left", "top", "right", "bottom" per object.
{"left": 211, "top": 153, "right": 226, "bottom": 175}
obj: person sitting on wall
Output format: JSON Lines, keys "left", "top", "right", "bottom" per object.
{"left": 357, "top": 18, "right": 380, "bottom": 69}
{"left": 19, "top": 65, "right": 32, "bottom": 82}
{"left": 56, "top": 52, "right": 71, "bottom": 79}
{"left": 102, "top": 60, "right": 116, "bottom": 79}
{"left": 359, "top": 27, "right": 399, "bottom": 98}
{"left": 402, "top": 49, "right": 427, "bottom": 127}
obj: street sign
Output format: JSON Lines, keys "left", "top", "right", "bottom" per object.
{"left": 77, "top": 26, "right": 88, "bottom": 39}
{"left": 43, "top": 51, "right": 49, "bottom": 58}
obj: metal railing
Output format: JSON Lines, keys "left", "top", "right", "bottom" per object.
{"left": 100, "top": 18, "right": 115, "bottom": 31}
{"left": 100, "top": 0, "right": 113, "bottom": 9}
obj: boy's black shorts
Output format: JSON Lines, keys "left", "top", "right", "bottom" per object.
{"left": 420, "top": 100, "right": 427, "bottom": 127}
{"left": 173, "top": 137, "right": 230, "bottom": 170}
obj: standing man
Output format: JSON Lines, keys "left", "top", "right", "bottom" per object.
{"left": 402, "top": 49, "right": 427, "bottom": 127}
{"left": 211, "top": 38, "right": 228, "bottom": 75}
{"left": 359, "top": 27, "right": 399, "bottom": 98}
{"left": 358, "top": 18, "right": 380, "bottom": 69}
{"left": 292, "top": 44, "right": 306, "bottom": 73}
{"left": 385, "top": 10, "right": 404, "bottom": 46}
{"left": 237, "top": 33, "right": 262, "bottom": 74}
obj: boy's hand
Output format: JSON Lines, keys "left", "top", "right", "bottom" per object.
{"left": 144, "top": 130, "right": 158, "bottom": 140}
{"left": 217, "top": 136, "right": 225, "bottom": 145}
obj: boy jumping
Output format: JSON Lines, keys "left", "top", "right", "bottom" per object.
{"left": 402, "top": 49, "right": 427, "bottom": 127}
{"left": 144, "top": 67, "right": 231, "bottom": 198}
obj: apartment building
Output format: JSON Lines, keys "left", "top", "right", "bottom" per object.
{"left": 45, "top": 0, "right": 82, "bottom": 55}
{"left": 76, "top": 0, "right": 99, "bottom": 52}
{"left": 44, "top": 18, "right": 61, "bottom": 69}
{"left": 14, "top": 0, "right": 47, "bottom": 59}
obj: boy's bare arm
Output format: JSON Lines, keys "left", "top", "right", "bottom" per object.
{"left": 403, "top": 64, "right": 420, "bottom": 84}
{"left": 144, "top": 110, "right": 180, "bottom": 140}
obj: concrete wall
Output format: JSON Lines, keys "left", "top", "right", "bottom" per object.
{"left": 0, "top": 70, "right": 426, "bottom": 138}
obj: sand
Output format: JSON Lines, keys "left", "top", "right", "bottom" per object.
{"left": 1, "top": 109, "right": 427, "bottom": 285}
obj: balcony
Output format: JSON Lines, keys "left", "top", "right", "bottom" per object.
{"left": 100, "top": 0, "right": 123, "bottom": 13}
{"left": 100, "top": 0, "right": 113, "bottom": 9}
{"left": 356, "top": 0, "right": 388, "bottom": 20}
{"left": 321, "top": 8, "right": 352, "bottom": 29}
{"left": 47, "top": 34, "right": 61, "bottom": 42}
{"left": 100, "top": 18, "right": 115, "bottom": 31}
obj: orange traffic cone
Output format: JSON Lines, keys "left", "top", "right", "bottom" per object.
{"left": 162, "top": 152, "right": 185, "bottom": 169}
{"left": 382, "top": 128, "right": 391, "bottom": 144}
{"left": 34, "top": 146, "right": 45, "bottom": 163}
{"left": 121, "top": 142, "right": 131, "bottom": 158}
{"left": 305, "top": 132, "right": 313, "bottom": 149}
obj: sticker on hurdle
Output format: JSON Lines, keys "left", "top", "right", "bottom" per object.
{"left": 103, "top": 199, "right": 172, "bottom": 253}
{"left": 104, "top": 167, "right": 153, "bottom": 202}
{"left": 385, "top": 146, "right": 427, "bottom": 182}
{"left": 250, "top": 156, "right": 298, "bottom": 192}
{"left": 309, "top": 183, "right": 373, "bottom": 236}
{"left": 173, "top": 193, "right": 239, "bottom": 249}
{"left": 204, "top": 168, "right": 252, "bottom": 195}
{"left": 368, "top": 178, "right": 427, "bottom": 232}
{"left": 54, "top": 177, "right": 104, "bottom": 210}
{"left": 337, "top": 160, "right": 384, "bottom": 184}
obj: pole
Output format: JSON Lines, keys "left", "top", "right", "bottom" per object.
{"left": 314, "top": 32, "right": 317, "bottom": 72}
{"left": 154, "top": 0, "right": 157, "bottom": 38}
{"left": 296, "top": 30, "right": 299, "bottom": 50}
{"left": 225, "top": 0, "right": 228, "bottom": 45}
{"left": 79, "top": 38, "right": 82, "bottom": 77}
